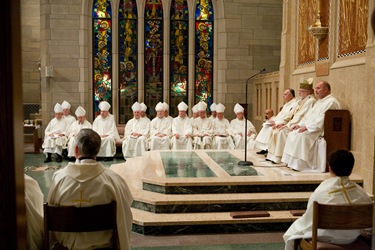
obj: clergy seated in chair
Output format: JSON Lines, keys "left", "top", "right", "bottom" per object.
{"left": 228, "top": 103, "right": 257, "bottom": 150}
{"left": 282, "top": 81, "right": 341, "bottom": 172}
{"left": 47, "top": 128, "right": 133, "bottom": 250}
{"left": 171, "top": 101, "right": 193, "bottom": 150}
{"left": 192, "top": 101, "right": 213, "bottom": 149}
{"left": 283, "top": 150, "right": 372, "bottom": 250}
{"left": 92, "top": 101, "right": 120, "bottom": 161}
{"left": 212, "top": 103, "right": 235, "bottom": 150}
{"left": 254, "top": 88, "right": 298, "bottom": 154}
{"left": 149, "top": 102, "right": 172, "bottom": 150}
{"left": 122, "top": 102, "right": 150, "bottom": 159}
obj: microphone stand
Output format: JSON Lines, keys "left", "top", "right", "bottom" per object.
{"left": 238, "top": 68, "right": 266, "bottom": 166}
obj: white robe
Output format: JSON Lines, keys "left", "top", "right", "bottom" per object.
{"left": 212, "top": 118, "right": 235, "bottom": 149}
{"left": 267, "top": 95, "right": 316, "bottom": 163}
{"left": 255, "top": 98, "right": 298, "bottom": 150}
{"left": 66, "top": 120, "right": 92, "bottom": 157}
{"left": 150, "top": 117, "right": 172, "bottom": 150}
{"left": 228, "top": 118, "right": 257, "bottom": 149}
{"left": 93, "top": 114, "right": 120, "bottom": 157}
{"left": 25, "top": 174, "right": 44, "bottom": 250}
{"left": 282, "top": 94, "right": 341, "bottom": 172}
{"left": 63, "top": 115, "right": 76, "bottom": 128}
{"left": 42, "top": 117, "right": 68, "bottom": 156}
{"left": 122, "top": 117, "right": 150, "bottom": 158}
{"left": 283, "top": 176, "right": 372, "bottom": 250}
{"left": 192, "top": 117, "right": 213, "bottom": 149}
{"left": 171, "top": 116, "right": 193, "bottom": 150}
{"left": 47, "top": 160, "right": 133, "bottom": 250}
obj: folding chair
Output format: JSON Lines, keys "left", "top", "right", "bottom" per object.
{"left": 43, "top": 201, "right": 117, "bottom": 250}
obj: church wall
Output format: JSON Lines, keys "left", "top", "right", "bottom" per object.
{"left": 21, "top": 0, "right": 41, "bottom": 104}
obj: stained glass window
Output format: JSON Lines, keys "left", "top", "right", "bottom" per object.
{"left": 119, "top": 0, "right": 138, "bottom": 123}
{"left": 145, "top": 0, "right": 163, "bottom": 119}
{"left": 195, "top": 0, "right": 213, "bottom": 109}
{"left": 170, "top": 0, "right": 189, "bottom": 117}
{"left": 93, "top": 0, "right": 112, "bottom": 117}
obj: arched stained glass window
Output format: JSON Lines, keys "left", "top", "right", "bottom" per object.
{"left": 195, "top": 0, "right": 213, "bottom": 109}
{"left": 119, "top": 0, "right": 138, "bottom": 123}
{"left": 170, "top": 0, "right": 189, "bottom": 117}
{"left": 93, "top": 0, "right": 112, "bottom": 116}
{"left": 144, "top": 0, "right": 163, "bottom": 118}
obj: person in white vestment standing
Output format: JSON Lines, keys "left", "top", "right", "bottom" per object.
{"left": 42, "top": 103, "right": 68, "bottom": 163}
{"left": 212, "top": 103, "right": 234, "bottom": 149}
{"left": 48, "top": 129, "right": 133, "bottom": 250}
{"left": 122, "top": 102, "right": 150, "bottom": 158}
{"left": 209, "top": 102, "right": 217, "bottom": 121}
{"left": 283, "top": 150, "right": 372, "bottom": 250}
{"left": 192, "top": 101, "right": 213, "bottom": 149}
{"left": 24, "top": 174, "right": 44, "bottom": 250}
{"left": 266, "top": 78, "right": 316, "bottom": 164}
{"left": 254, "top": 89, "right": 298, "bottom": 155}
{"left": 228, "top": 103, "right": 257, "bottom": 150}
{"left": 61, "top": 100, "right": 76, "bottom": 127}
{"left": 171, "top": 101, "right": 193, "bottom": 150}
{"left": 92, "top": 101, "right": 120, "bottom": 161}
{"left": 150, "top": 102, "right": 172, "bottom": 150}
{"left": 282, "top": 81, "right": 341, "bottom": 172}
{"left": 66, "top": 106, "right": 92, "bottom": 161}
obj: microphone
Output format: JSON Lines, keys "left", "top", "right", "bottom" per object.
{"left": 246, "top": 68, "right": 266, "bottom": 83}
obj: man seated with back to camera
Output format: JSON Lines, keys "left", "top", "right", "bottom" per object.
{"left": 283, "top": 149, "right": 372, "bottom": 250}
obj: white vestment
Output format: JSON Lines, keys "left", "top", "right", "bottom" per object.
{"left": 42, "top": 117, "right": 68, "bottom": 156}
{"left": 228, "top": 118, "right": 257, "bottom": 149}
{"left": 255, "top": 98, "right": 298, "bottom": 150}
{"left": 93, "top": 114, "right": 120, "bottom": 157}
{"left": 171, "top": 116, "right": 193, "bottom": 150}
{"left": 282, "top": 94, "right": 341, "bottom": 172}
{"left": 212, "top": 118, "right": 235, "bottom": 149}
{"left": 63, "top": 115, "right": 76, "bottom": 128}
{"left": 283, "top": 176, "right": 372, "bottom": 250}
{"left": 150, "top": 117, "right": 172, "bottom": 150}
{"left": 192, "top": 117, "right": 213, "bottom": 149}
{"left": 47, "top": 160, "right": 133, "bottom": 250}
{"left": 25, "top": 174, "right": 44, "bottom": 250}
{"left": 122, "top": 117, "right": 150, "bottom": 158}
{"left": 267, "top": 95, "right": 316, "bottom": 163}
{"left": 66, "top": 120, "right": 92, "bottom": 157}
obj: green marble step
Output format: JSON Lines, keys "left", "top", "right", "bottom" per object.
{"left": 131, "top": 208, "right": 298, "bottom": 235}
{"left": 131, "top": 190, "right": 311, "bottom": 213}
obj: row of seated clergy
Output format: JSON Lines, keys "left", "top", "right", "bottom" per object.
{"left": 122, "top": 101, "right": 257, "bottom": 159}
{"left": 42, "top": 100, "right": 120, "bottom": 163}
{"left": 254, "top": 79, "right": 341, "bottom": 172}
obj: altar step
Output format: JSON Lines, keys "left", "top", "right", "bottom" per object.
{"left": 131, "top": 208, "right": 299, "bottom": 235}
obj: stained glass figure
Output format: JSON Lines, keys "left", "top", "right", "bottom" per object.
{"left": 119, "top": 0, "right": 138, "bottom": 123}
{"left": 145, "top": 0, "right": 163, "bottom": 119}
{"left": 195, "top": 0, "right": 213, "bottom": 109}
{"left": 93, "top": 0, "right": 112, "bottom": 117}
{"left": 170, "top": 0, "right": 189, "bottom": 117}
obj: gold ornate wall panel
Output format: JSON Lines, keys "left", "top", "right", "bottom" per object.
{"left": 298, "top": 0, "right": 316, "bottom": 65}
{"left": 338, "top": 0, "right": 368, "bottom": 57}
{"left": 318, "top": 0, "right": 329, "bottom": 60}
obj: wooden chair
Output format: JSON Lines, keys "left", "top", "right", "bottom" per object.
{"left": 296, "top": 201, "right": 372, "bottom": 250}
{"left": 43, "top": 201, "right": 117, "bottom": 250}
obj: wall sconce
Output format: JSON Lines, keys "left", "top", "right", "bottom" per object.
{"left": 308, "top": 0, "right": 328, "bottom": 40}
{"left": 45, "top": 66, "right": 54, "bottom": 78}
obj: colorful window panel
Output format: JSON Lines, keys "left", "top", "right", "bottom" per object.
{"left": 195, "top": 0, "right": 213, "bottom": 109}
{"left": 93, "top": 0, "right": 112, "bottom": 117}
{"left": 119, "top": 0, "right": 138, "bottom": 123}
{"left": 144, "top": 0, "right": 163, "bottom": 119}
{"left": 170, "top": 0, "right": 189, "bottom": 117}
